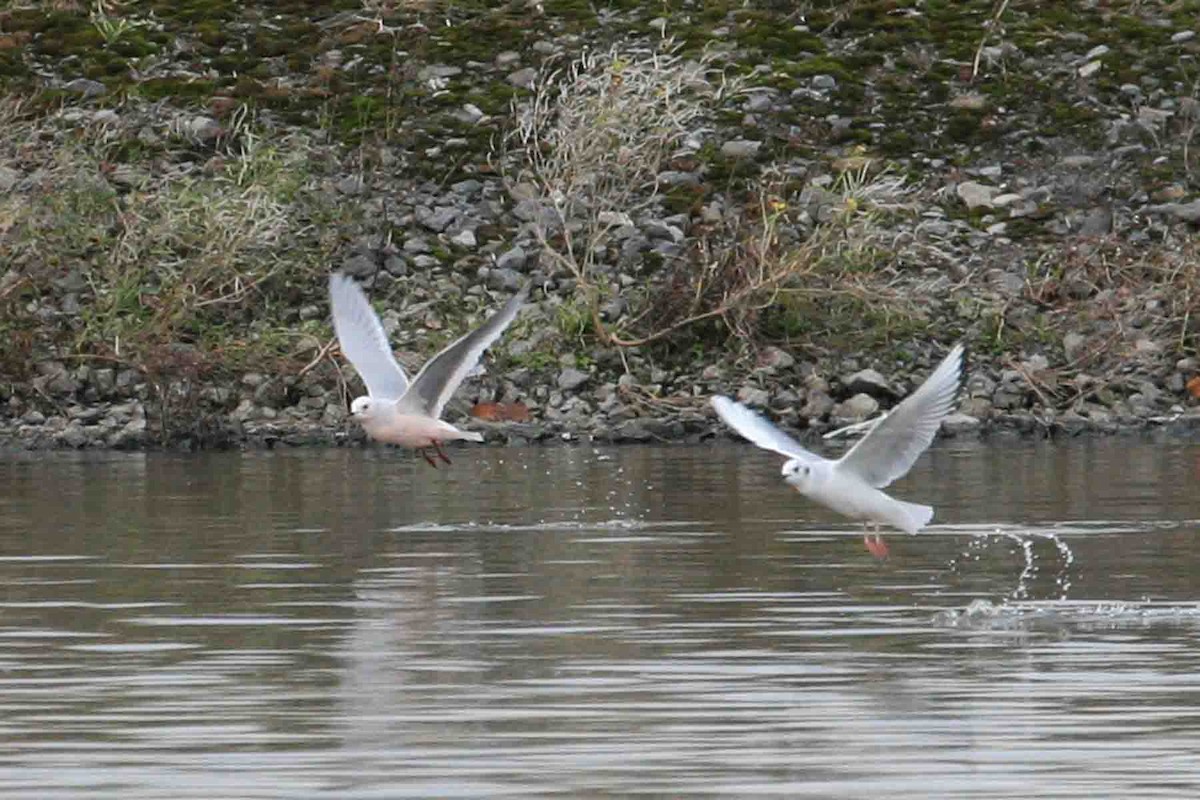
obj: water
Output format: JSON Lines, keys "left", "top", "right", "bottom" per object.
{"left": 1, "top": 440, "right": 1199, "bottom": 798}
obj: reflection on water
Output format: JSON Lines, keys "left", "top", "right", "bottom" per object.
{"left": 1, "top": 440, "right": 1199, "bottom": 797}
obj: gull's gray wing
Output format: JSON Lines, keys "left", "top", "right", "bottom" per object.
{"left": 835, "top": 343, "right": 964, "bottom": 488}
{"left": 710, "top": 395, "right": 821, "bottom": 462}
{"left": 328, "top": 272, "right": 410, "bottom": 400}
{"left": 397, "top": 284, "right": 529, "bottom": 419}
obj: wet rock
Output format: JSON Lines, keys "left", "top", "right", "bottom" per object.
{"left": 942, "top": 412, "right": 981, "bottom": 435}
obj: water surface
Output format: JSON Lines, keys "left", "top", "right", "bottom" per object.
{"left": 2, "top": 440, "right": 1199, "bottom": 797}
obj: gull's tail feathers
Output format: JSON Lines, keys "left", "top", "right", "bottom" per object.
{"left": 890, "top": 499, "right": 934, "bottom": 534}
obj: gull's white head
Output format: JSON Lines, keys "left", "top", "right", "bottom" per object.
{"left": 782, "top": 458, "right": 815, "bottom": 491}
{"left": 350, "top": 395, "right": 375, "bottom": 420}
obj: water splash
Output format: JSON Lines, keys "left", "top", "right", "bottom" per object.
{"left": 935, "top": 598, "right": 1200, "bottom": 630}
{"left": 946, "top": 527, "right": 1076, "bottom": 602}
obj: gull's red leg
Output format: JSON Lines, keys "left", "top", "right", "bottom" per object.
{"left": 418, "top": 448, "right": 438, "bottom": 469}
{"left": 432, "top": 440, "right": 452, "bottom": 465}
{"left": 863, "top": 524, "right": 889, "bottom": 560}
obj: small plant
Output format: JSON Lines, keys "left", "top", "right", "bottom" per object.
{"left": 503, "top": 37, "right": 742, "bottom": 343}
{"left": 89, "top": 0, "right": 148, "bottom": 46}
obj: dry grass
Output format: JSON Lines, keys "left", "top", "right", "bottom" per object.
{"left": 504, "top": 38, "right": 741, "bottom": 341}
{"left": 0, "top": 98, "right": 338, "bottom": 437}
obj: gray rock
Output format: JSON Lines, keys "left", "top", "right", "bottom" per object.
{"left": 811, "top": 74, "right": 837, "bottom": 90}
{"left": 801, "top": 390, "right": 834, "bottom": 419}
{"left": 341, "top": 254, "right": 376, "bottom": 278}
{"left": 557, "top": 367, "right": 590, "bottom": 392}
{"left": 841, "top": 367, "right": 893, "bottom": 399}
{"left": 736, "top": 386, "right": 770, "bottom": 407}
{"left": 941, "top": 412, "right": 981, "bottom": 435}
{"left": 957, "top": 181, "right": 997, "bottom": 210}
{"left": 1171, "top": 30, "right": 1196, "bottom": 44}
{"left": 419, "top": 64, "right": 463, "bottom": 81}
{"left": 0, "top": 165, "right": 18, "bottom": 193}
{"left": 450, "top": 229, "right": 477, "bottom": 248}
{"left": 64, "top": 78, "right": 107, "bottom": 97}
{"left": 721, "top": 139, "right": 762, "bottom": 158}
{"left": 495, "top": 51, "right": 521, "bottom": 69}
{"left": 495, "top": 245, "right": 526, "bottom": 271}
{"left": 1063, "top": 332, "right": 1087, "bottom": 362}
{"left": 507, "top": 68, "right": 538, "bottom": 89}
{"left": 1145, "top": 199, "right": 1200, "bottom": 224}
{"left": 419, "top": 206, "right": 458, "bottom": 232}
{"left": 336, "top": 175, "right": 364, "bottom": 195}
{"left": 486, "top": 267, "right": 524, "bottom": 292}
{"left": 186, "top": 116, "right": 222, "bottom": 141}
{"left": 403, "top": 236, "right": 431, "bottom": 254}
{"left": 833, "top": 393, "right": 879, "bottom": 420}
{"left": 58, "top": 422, "right": 90, "bottom": 448}
{"left": 758, "top": 346, "right": 795, "bottom": 371}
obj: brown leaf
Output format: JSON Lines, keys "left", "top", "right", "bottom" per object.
{"left": 469, "top": 402, "right": 530, "bottom": 422}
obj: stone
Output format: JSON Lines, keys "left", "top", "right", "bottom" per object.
{"left": 758, "top": 346, "right": 795, "bottom": 371}
{"left": 941, "top": 412, "right": 981, "bottom": 435}
{"left": 810, "top": 74, "right": 837, "bottom": 90}
{"left": 64, "top": 78, "right": 107, "bottom": 97}
{"left": 833, "top": 393, "right": 879, "bottom": 420}
{"left": 720, "top": 139, "right": 762, "bottom": 158}
{"left": 736, "top": 386, "right": 770, "bottom": 407}
{"left": 1063, "top": 332, "right": 1087, "bottom": 363}
{"left": 418, "top": 206, "right": 458, "bottom": 232}
{"left": 507, "top": 68, "right": 538, "bottom": 89}
{"left": 841, "top": 367, "right": 893, "bottom": 399}
{"left": 801, "top": 390, "right": 834, "bottom": 419}
{"left": 0, "top": 165, "right": 17, "bottom": 193}
{"left": 557, "top": 367, "right": 590, "bottom": 391}
{"left": 496, "top": 245, "right": 527, "bottom": 271}
{"left": 1145, "top": 200, "right": 1200, "bottom": 224}
{"left": 450, "top": 229, "right": 477, "bottom": 248}
{"left": 957, "top": 181, "right": 997, "bottom": 210}
{"left": 336, "top": 175, "right": 364, "bottom": 195}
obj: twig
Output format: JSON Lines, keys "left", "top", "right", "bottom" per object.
{"left": 971, "top": 0, "right": 1011, "bottom": 81}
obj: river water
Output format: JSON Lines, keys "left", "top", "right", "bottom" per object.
{"left": 2, "top": 440, "right": 1199, "bottom": 798}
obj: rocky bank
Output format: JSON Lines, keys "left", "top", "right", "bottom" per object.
{"left": 1, "top": 1, "right": 1200, "bottom": 451}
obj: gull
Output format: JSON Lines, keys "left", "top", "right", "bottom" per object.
{"left": 712, "top": 343, "right": 964, "bottom": 558}
{"left": 328, "top": 272, "right": 528, "bottom": 467}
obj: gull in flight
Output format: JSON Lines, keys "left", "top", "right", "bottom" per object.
{"left": 712, "top": 343, "right": 964, "bottom": 558}
{"left": 328, "top": 272, "right": 528, "bottom": 467}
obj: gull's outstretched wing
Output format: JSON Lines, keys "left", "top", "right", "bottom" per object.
{"left": 710, "top": 395, "right": 821, "bottom": 462}
{"left": 835, "top": 343, "right": 964, "bottom": 488}
{"left": 328, "top": 273, "right": 410, "bottom": 400}
{"left": 398, "top": 284, "right": 529, "bottom": 419}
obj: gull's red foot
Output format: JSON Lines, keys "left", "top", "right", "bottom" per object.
{"left": 418, "top": 448, "right": 439, "bottom": 469}
{"left": 864, "top": 533, "right": 890, "bottom": 560}
{"left": 432, "top": 440, "right": 452, "bottom": 465}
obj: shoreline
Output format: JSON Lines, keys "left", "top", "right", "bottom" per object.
{"left": 5, "top": 404, "right": 1200, "bottom": 452}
